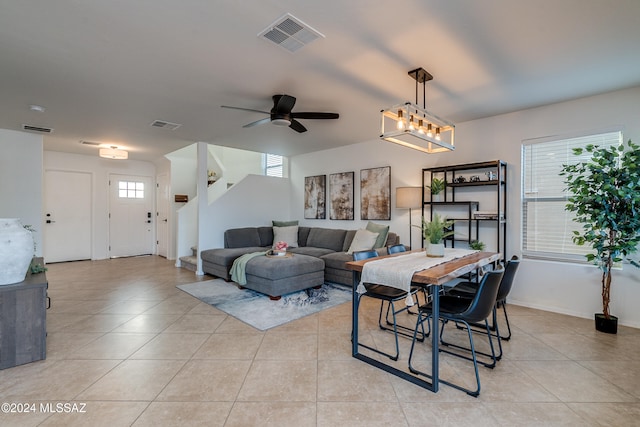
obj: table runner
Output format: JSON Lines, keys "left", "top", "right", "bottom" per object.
{"left": 357, "top": 248, "right": 478, "bottom": 306}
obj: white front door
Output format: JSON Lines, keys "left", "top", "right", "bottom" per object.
{"left": 156, "top": 173, "right": 169, "bottom": 258}
{"left": 43, "top": 170, "right": 92, "bottom": 262}
{"left": 109, "top": 174, "right": 155, "bottom": 257}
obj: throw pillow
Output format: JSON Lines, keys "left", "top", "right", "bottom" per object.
{"left": 272, "top": 225, "right": 299, "bottom": 248}
{"left": 272, "top": 220, "right": 299, "bottom": 227}
{"left": 346, "top": 228, "right": 379, "bottom": 254}
{"left": 366, "top": 221, "right": 390, "bottom": 249}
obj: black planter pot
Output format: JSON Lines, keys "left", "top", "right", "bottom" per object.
{"left": 595, "top": 313, "right": 618, "bottom": 334}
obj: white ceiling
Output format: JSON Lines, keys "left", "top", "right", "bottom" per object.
{"left": 1, "top": 0, "right": 639, "bottom": 161}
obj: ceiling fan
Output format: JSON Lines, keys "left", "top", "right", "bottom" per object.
{"left": 221, "top": 94, "right": 339, "bottom": 133}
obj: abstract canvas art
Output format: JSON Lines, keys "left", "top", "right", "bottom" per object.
{"left": 360, "top": 166, "right": 391, "bottom": 220}
{"left": 329, "top": 171, "right": 354, "bottom": 220}
{"left": 304, "top": 175, "right": 326, "bottom": 219}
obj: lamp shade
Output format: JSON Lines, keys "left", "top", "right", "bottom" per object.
{"left": 396, "top": 187, "right": 422, "bottom": 209}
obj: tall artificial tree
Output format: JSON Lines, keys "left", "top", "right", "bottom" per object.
{"left": 560, "top": 140, "right": 640, "bottom": 320}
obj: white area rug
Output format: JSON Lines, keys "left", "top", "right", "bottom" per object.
{"left": 177, "top": 279, "right": 352, "bottom": 331}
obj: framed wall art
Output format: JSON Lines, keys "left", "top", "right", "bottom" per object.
{"left": 304, "top": 175, "right": 326, "bottom": 219}
{"left": 360, "top": 166, "right": 391, "bottom": 220}
{"left": 329, "top": 171, "right": 354, "bottom": 220}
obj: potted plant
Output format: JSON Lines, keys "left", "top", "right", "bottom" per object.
{"left": 415, "top": 214, "right": 454, "bottom": 257}
{"left": 426, "top": 177, "right": 445, "bottom": 201}
{"left": 469, "top": 240, "right": 485, "bottom": 251}
{"left": 560, "top": 139, "right": 640, "bottom": 334}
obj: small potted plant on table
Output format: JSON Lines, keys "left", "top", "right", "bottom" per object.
{"left": 416, "top": 214, "right": 454, "bottom": 257}
{"left": 560, "top": 139, "right": 640, "bottom": 334}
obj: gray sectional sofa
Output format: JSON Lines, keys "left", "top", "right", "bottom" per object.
{"left": 200, "top": 225, "right": 399, "bottom": 298}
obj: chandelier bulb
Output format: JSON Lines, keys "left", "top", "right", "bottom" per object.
{"left": 417, "top": 119, "right": 424, "bottom": 134}
{"left": 408, "top": 115, "right": 415, "bottom": 131}
{"left": 396, "top": 109, "right": 405, "bottom": 130}
{"left": 435, "top": 127, "right": 441, "bottom": 140}
{"left": 426, "top": 123, "right": 433, "bottom": 137}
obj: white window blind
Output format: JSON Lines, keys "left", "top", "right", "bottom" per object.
{"left": 264, "top": 154, "right": 284, "bottom": 177}
{"left": 522, "top": 130, "right": 622, "bottom": 262}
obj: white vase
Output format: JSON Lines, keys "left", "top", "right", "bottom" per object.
{"left": 426, "top": 242, "right": 445, "bottom": 257}
{"left": 0, "top": 218, "right": 34, "bottom": 285}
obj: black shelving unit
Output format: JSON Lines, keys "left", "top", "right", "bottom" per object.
{"left": 422, "top": 160, "right": 507, "bottom": 258}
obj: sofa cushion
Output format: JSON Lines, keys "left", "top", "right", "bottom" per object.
{"left": 201, "top": 247, "right": 267, "bottom": 266}
{"left": 273, "top": 225, "right": 299, "bottom": 248}
{"left": 289, "top": 246, "right": 335, "bottom": 257}
{"left": 257, "top": 226, "right": 274, "bottom": 247}
{"left": 306, "top": 228, "right": 347, "bottom": 252}
{"left": 320, "top": 251, "right": 353, "bottom": 271}
{"left": 224, "top": 228, "right": 261, "bottom": 248}
{"left": 297, "top": 227, "right": 311, "bottom": 247}
{"left": 346, "top": 228, "right": 379, "bottom": 254}
{"left": 342, "top": 229, "right": 357, "bottom": 252}
{"left": 366, "top": 221, "right": 390, "bottom": 249}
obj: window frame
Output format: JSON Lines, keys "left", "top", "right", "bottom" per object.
{"left": 521, "top": 129, "right": 623, "bottom": 263}
{"left": 264, "top": 153, "right": 285, "bottom": 177}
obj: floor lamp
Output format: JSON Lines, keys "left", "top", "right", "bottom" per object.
{"left": 395, "top": 187, "right": 423, "bottom": 249}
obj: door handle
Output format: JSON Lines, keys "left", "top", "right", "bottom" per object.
{"left": 163, "top": 219, "right": 168, "bottom": 222}
{"left": 46, "top": 220, "right": 56, "bottom": 224}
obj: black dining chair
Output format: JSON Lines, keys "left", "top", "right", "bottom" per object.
{"left": 408, "top": 267, "right": 504, "bottom": 397}
{"left": 387, "top": 244, "right": 407, "bottom": 254}
{"left": 353, "top": 249, "right": 425, "bottom": 361}
{"left": 447, "top": 255, "right": 520, "bottom": 343}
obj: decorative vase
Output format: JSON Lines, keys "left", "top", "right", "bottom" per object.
{"left": 426, "top": 242, "right": 445, "bottom": 257}
{"left": 0, "top": 218, "right": 34, "bottom": 286}
{"left": 595, "top": 313, "right": 618, "bottom": 334}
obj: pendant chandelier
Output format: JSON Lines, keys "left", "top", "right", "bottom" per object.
{"left": 380, "top": 68, "right": 454, "bottom": 153}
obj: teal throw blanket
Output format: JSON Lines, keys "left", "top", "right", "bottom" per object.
{"left": 230, "top": 251, "right": 268, "bottom": 285}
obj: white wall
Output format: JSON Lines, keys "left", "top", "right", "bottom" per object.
{"left": 290, "top": 86, "right": 640, "bottom": 327}
{"left": 44, "top": 151, "right": 157, "bottom": 260}
{"left": 0, "top": 129, "right": 43, "bottom": 255}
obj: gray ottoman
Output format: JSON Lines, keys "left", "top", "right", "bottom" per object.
{"left": 242, "top": 254, "right": 325, "bottom": 300}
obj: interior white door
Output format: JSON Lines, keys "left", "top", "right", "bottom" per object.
{"left": 156, "top": 173, "right": 169, "bottom": 258}
{"left": 43, "top": 170, "right": 92, "bottom": 262}
{"left": 109, "top": 174, "right": 154, "bottom": 257}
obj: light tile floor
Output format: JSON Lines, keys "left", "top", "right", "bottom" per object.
{"left": 1, "top": 255, "right": 639, "bottom": 426}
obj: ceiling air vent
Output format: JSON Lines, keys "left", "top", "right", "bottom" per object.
{"left": 258, "top": 13, "right": 324, "bottom": 53}
{"left": 22, "top": 124, "right": 53, "bottom": 134}
{"left": 150, "top": 120, "right": 182, "bottom": 130}
{"left": 80, "top": 140, "right": 101, "bottom": 146}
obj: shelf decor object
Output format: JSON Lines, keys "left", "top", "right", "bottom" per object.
{"left": 381, "top": 68, "right": 455, "bottom": 154}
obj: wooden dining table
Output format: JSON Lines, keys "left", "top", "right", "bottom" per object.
{"left": 345, "top": 250, "right": 501, "bottom": 393}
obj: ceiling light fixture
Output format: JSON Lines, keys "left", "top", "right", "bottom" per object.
{"left": 380, "top": 68, "right": 455, "bottom": 153}
{"left": 99, "top": 146, "right": 128, "bottom": 160}
{"left": 29, "top": 104, "right": 45, "bottom": 113}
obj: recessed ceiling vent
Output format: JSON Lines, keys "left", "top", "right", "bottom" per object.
{"left": 258, "top": 13, "right": 324, "bottom": 53}
{"left": 150, "top": 120, "right": 182, "bottom": 130}
{"left": 80, "top": 140, "right": 101, "bottom": 146}
{"left": 22, "top": 124, "right": 53, "bottom": 134}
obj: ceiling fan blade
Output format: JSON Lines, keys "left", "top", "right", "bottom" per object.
{"left": 289, "top": 119, "right": 307, "bottom": 133}
{"left": 291, "top": 112, "right": 339, "bottom": 120}
{"left": 243, "top": 117, "right": 271, "bottom": 128}
{"left": 221, "top": 105, "right": 270, "bottom": 115}
{"left": 273, "top": 94, "right": 296, "bottom": 114}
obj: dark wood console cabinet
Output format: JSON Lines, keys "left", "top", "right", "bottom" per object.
{"left": 0, "top": 263, "right": 47, "bottom": 369}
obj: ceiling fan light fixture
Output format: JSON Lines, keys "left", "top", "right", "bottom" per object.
{"left": 271, "top": 118, "right": 292, "bottom": 126}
